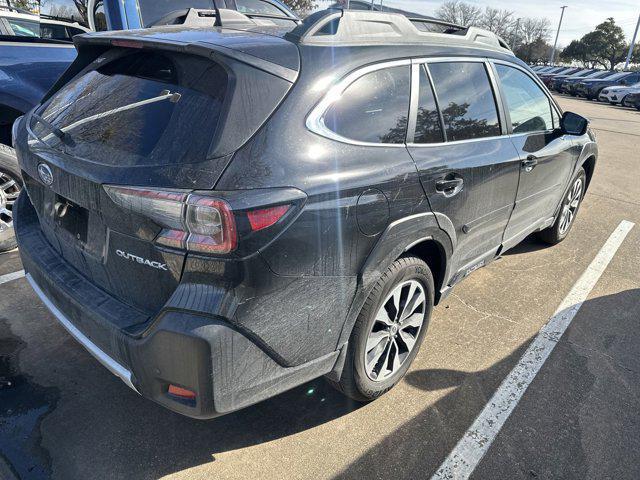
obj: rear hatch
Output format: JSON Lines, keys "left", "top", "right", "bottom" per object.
{"left": 17, "top": 30, "right": 298, "bottom": 327}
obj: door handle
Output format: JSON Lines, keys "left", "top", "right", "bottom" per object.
{"left": 522, "top": 155, "right": 538, "bottom": 173}
{"left": 435, "top": 177, "right": 464, "bottom": 197}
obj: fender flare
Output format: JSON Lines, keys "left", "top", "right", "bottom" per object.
{"left": 335, "top": 212, "right": 454, "bottom": 349}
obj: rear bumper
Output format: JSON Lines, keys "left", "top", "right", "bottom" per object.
{"left": 15, "top": 191, "right": 341, "bottom": 419}
{"left": 26, "top": 273, "right": 139, "bottom": 393}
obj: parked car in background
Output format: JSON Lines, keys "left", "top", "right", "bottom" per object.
{"left": 14, "top": 9, "right": 596, "bottom": 419}
{"left": 557, "top": 70, "right": 612, "bottom": 95}
{"left": 575, "top": 71, "right": 640, "bottom": 100}
{"left": 598, "top": 82, "right": 640, "bottom": 104}
{"left": 538, "top": 67, "right": 583, "bottom": 87}
{"left": 622, "top": 91, "right": 640, "bottom": 110}
{"left": 550, "top": 69, "right": 595, "bottom": 91}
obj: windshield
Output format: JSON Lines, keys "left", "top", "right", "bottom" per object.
{"left": 137, "top": 0, "right": 216, "bottom": 26}
{"left": 31, "top": 51, "right": 228, "bottom": 166}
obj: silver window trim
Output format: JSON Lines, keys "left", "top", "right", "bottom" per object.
{"left": 306, "top": 59, "right": 412, "bottom": 148}
{"left": 307, "top": 56, "right": 561, "bottom": 148}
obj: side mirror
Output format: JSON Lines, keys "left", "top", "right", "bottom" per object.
{"left": 561, "top": 111, "right": 589, "bottom": 136}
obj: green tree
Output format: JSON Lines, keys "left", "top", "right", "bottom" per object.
{"left": 562, "top": 18, "right": 629, "bottom": 70}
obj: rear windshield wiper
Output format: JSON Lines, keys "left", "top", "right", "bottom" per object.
{"left": 35, "top": 90, "right": 181, "bottom": 144}
{"left": 31, "top": 113, "right": 74, "bottom": 146}
{"left": 59, "top": 90, "right": 181, "bottom": 134}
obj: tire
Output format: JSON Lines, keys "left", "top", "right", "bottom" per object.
{"left": 538, "top": 168, "right": 586, "bottom": 245}
{"left": 0, "top": 143, "right": 21, "bottom": 252}
{"left": 329, "top": 256, "right": 434, "bottom": 402}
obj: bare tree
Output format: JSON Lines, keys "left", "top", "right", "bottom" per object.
{"left": 282, "top": 0, "right": 317, "bottom": 16}
{"left": 479, "top": 7, "right": 515, "bottom": 39}
{"left": 436, "top": 1, "right": 482, "bottom": 27}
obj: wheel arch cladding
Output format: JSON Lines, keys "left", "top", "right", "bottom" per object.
{"left": 336, "top": 212, "right": 453, "bottom": 348}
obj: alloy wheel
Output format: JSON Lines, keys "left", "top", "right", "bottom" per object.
{"left": 558, "top": 177, "right": 583, "bottom": 235}
{"left": 364, "top": 280, "right": 426, "bottom": 382}
{"left": 0, "top": 170, "right": 20, "bottom": 234}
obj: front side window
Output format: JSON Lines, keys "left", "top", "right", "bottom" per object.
{"left": 322, "top": 65, "right": 411, "bottom": 144}
{"left": 496, "top": 64, "right": 554, "bottom": 134}
{"left": 428, "top": 62, "right": 501, "bottom": 142}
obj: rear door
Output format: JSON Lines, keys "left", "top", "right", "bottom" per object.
{"left": 493, "top": 62, "right": 576, "bottom": 247}
{"left": 407, "top": 59, "right": 521, "bottom": 281}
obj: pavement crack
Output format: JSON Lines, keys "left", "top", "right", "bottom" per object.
{"left": 450, "top": 294, "right": 517, "bottom": 325}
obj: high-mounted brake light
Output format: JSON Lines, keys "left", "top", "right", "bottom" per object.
{"left": 111, "top": 39, "right": 144, "bottom": 49}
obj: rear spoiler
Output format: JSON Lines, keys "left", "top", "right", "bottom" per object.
{"left": 41, "top": 24, "right": 299, "bottom": 105}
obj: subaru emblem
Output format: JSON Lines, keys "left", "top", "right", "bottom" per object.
{"left": 37, "top": 163, "right": 54, "bottom": 186}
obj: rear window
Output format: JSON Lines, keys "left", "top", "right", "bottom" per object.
{"left": 32, "top": 51, "right": 228, "bottom": 167}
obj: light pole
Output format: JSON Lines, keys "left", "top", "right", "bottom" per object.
{"left": 624, "top": 13, "right": 640, "bottom": 71}
{"left": 550, "top": 6, "right": 568, "bottom": 65}
{"left": 513, "top": 17, "right": 521, "bottom": 49}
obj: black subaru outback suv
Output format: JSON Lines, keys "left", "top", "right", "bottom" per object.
{"left": 13, "top": 8, "right": 597, "bottom": 418}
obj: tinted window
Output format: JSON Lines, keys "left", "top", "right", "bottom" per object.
{"left": 414, "top": 66, "right": 444, "bottom": 144}
{"left": 236, "top": 0, "right": 285, "bottom": 15}
{"left": 33, "top": 52, "right": 228, "bottom": 167}
{"left": 323, "top": 66, "right": 411, "bottom": 144}
{"left": 428, "top": 62, "right": 501, "bottom": 142}
{"left": 137, "top": 0, "right": 215, "bottom": 26}
{"left": 7, "top": 18, "right": 40, "bottom": 37}
{"left": 40, "top": 23, "right": 70, "bottom": 40}
{"left": 496, "top": 64, "right": 553, "bottom": 133}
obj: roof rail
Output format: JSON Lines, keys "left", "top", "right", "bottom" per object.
{"left": 286, "top": 9, "right": 512, "bottom": 53}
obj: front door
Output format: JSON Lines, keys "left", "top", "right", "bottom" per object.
{"left": 407, "top": 60, "right": 521, "bottom": 281}
{"left": 493, "top": 62, "right": 576, "bottom": 245}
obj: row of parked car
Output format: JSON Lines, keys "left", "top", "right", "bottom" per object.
{"left": 531, "top": 65, "right": 640, "bottom": 110}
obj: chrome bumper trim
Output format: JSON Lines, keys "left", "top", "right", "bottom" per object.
{"left": 26, "top": 273, "right": 140, "bottom": 394}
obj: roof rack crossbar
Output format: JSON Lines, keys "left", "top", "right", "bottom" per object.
{"left": 286, "top": 9, "right": 512, "bottom": 53}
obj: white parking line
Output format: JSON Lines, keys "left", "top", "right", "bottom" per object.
{"left": 0, "top": 270, "right": 25, "bottom": 286}
{"left": 432, "top": 220, "right": 635, "bottom": 480}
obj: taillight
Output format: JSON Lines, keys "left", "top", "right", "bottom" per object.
{"left": 103, "top": 185, "right": 299, "bottom": 255}
{"left": 104, "top": 186, "right": 237, "bottom": 254}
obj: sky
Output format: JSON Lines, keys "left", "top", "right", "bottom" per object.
{"left": 329, "top": 1, "right": 640, "bottom": 46}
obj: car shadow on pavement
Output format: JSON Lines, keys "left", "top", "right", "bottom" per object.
{"left": 335, "top": 289, "right": 640, "bottom": 480}
{"left": 5, "top": 289, "right": 639, "bottom": 479}
{"left": 501, "top": 234, "right": 552, "bottom": 255}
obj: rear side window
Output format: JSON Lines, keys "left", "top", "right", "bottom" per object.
{"left": 495, "top": 64, "right": 554, "bottom": 133}
{"left": 323, "top": 65, "right": 411, "bottom": 144}
{"left": 428, "top": 62, "right": 501, "bottom": 142}
{"left": 414, "top": 65, "right": 444, "bottom": 144}
{"left": 32, "top": 52, "right": 228, "bottom": 166}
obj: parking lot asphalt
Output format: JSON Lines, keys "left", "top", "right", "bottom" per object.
{"left": 1, "top": 95, "right": 639, "bottom": 480}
